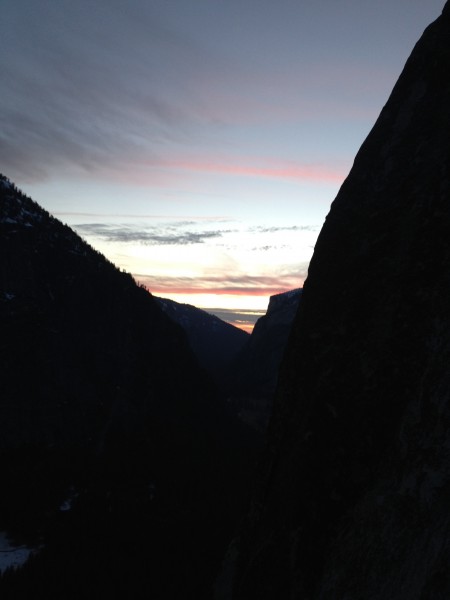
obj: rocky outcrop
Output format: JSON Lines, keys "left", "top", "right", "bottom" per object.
{"left": 229, "top": 4, "right": 450, "bottom": 599}
{"left": 225, "top": 289, "right": 302, "bottom": 431}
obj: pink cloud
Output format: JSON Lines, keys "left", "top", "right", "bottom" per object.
{"left": 135, "top": 272, "right": 304, "bottom": 297}
{"left": 166, "top": 158, "right": 344, "bottom": 183}
{"left": 86, "top": 151, "right": 346, "bottom": 189}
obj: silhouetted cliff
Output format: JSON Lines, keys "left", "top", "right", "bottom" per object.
{"left": 225, "top": 289, "right": 302, "bottom": 431}
{"left": 227, "top": 3, "right": 450, "bottom": 599}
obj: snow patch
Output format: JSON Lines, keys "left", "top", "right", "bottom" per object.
{"left": 0, "top": 532, "right": 40, "bottom": 573}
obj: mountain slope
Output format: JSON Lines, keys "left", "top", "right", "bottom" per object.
{"left": 154, "top": 296, "right": 248, "bottom": 381}
{"left": 228, "top": 4, "right": 450, "bottom": 599}
{"left": 0, "top": 175, "right": 259, "bottom": 598}
{"left": 0, "top": 174, "right": 208, "bottom": 447}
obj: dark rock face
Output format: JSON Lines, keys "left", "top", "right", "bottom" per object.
{"left": 225, "top": 289, "right": 302, "bottom": 431}
{"left": 230, "top": 4, "right": 450, "bottom": 599}
{"left": 154, "top": 296, "right": 249, "bottom": 382}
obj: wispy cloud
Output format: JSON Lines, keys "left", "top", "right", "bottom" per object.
{"left": 251, "top": 224, "right": 320, "bottom": 233}
{"left": 73, "top": 220, "right": 318, "bottom": 254}
{"left": 1, "top": 2, "right": 348, "bottom": 187}
{"left": 0, "top": 1, "right": 218, "bottom": 182}
{"left": 55, "top": 211, "right": 232, "bottom": 221}
{"left": 2, "top": 0, "right": 425, "bottom": 190}
{"left": 74, "top": 222, "right": 233, "bottom": 245}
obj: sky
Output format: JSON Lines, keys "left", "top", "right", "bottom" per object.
{"left": 1, "top": 0, "right": 445, "bottom": 332}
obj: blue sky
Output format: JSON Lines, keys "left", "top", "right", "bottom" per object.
{"left": 1, "top": 0, "right": 445, "bottom": 330}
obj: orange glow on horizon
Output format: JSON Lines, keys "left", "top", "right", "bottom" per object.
{"left": 135, "top": 274, "right": 302, "bottom": 311}
{"left": 136, "top": 277, "right": 303, "bottom": 333}
{"left": 146, "top": 288, "right": 269, "bottom": 333}
{"left": 141, "top": 284, "right": 298, "bottom": 298}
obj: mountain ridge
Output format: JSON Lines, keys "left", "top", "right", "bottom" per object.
{"left": 1, "top": 172, "right": 207, "bottom": 447}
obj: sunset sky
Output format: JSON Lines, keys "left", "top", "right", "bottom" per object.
{"left": 1, "top": 0, "right": 444, "bottom": 331}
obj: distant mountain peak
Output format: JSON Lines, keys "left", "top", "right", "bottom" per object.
{"left": 266, "top": 288, "right": 302, "bottom": 316}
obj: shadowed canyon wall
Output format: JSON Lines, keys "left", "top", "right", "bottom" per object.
{"left": 227, "top": 3, "right": 450, "bottom": 598}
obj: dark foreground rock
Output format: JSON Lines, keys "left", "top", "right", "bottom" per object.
{"left": 226, "top": 3, "right": 450, "bottom": 599}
